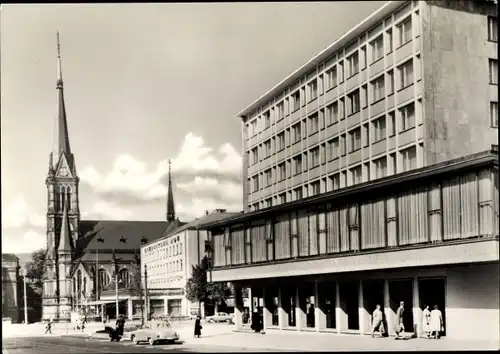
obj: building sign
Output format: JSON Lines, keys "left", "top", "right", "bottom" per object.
{"left": 149, "top": 288, "right": 184, "bottom": 296}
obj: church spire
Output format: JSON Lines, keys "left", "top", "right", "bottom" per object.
{"left": 51, "top": 31, "right": 73, "bottom": 171}
{"left": 57, "top": 198, "right": 73, "bottom": 254}
{"left": 166, "top": 159, "right": 176, "bottom": 222}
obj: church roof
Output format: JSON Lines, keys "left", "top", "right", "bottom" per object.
{"left": 58, "top": 199, "right": 73, "bottom": 253}
{"left": 74, "top": 220, "right": 179, "bottom": 262}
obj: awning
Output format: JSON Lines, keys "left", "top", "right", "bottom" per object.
{"left": 84, "top": 299, "right": 125, "bottom": 306}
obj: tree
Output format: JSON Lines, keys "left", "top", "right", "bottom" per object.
{"left": 25, "top": 249, "right": 46, "bottom": 294}
{"left": 128, "top": 251, "right": 145, "bottom": 325}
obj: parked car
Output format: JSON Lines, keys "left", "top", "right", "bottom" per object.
{"left": 129, "top": 320, "right": 180, "bottom": 346}
{"left": 205, "top": 312, "right": 234, "bottom": 323}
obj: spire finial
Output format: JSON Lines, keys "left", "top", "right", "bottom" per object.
{"left": 57, "top": 30, "right": 61, "bottom": 58}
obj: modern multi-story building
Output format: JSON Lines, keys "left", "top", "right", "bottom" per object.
{"left": 200, "top": 0, "right": 499, "bottom": 343}
{"left": 141, "top": 209, "right": 240, "bottom": 318}
{"left": 241, "top": 0, "right": 498, "bottom": 212}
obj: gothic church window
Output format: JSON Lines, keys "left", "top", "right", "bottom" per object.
{"left": 98, "top": 269, "right": 110, "bottom": 289}
{"left": 118, "top": 268, "right": 130, "bottom": 288}
{"left": 67, "top": 187, "right": 72, "bottom": 210}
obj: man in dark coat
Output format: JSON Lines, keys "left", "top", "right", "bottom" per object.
{"left": 194, "top": 316, "right": 202, "bottom": 338}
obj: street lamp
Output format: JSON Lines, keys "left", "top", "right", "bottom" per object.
{"left": 22, "top": 267, "right": 28, "bottom": 325}
{"left": 96, "top": 236, "right": 104, "bottom": 317}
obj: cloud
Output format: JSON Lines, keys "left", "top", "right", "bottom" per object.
{"left": 2, "top": 230, "right": 46, "bottom": 254}
{"left": 79, "top": 132, "right": 243, "bottom": 220}
{"left": 81, "top": 200, "right": 134, "bottom": 220}
{"left": 2, "top": 195, "right": 46, "bottom": 229}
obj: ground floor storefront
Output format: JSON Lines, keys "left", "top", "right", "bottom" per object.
{"left": 232, "top": 263, "right": 498, "bottom": 342}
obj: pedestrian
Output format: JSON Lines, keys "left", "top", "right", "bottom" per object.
{"left": 116, "top": 315, "right": 126, "bottom": 336}
{"left": 422, "top": 305, "right": 431, "bottom": 338}
{"left": 394, "top": 301, "right": 405, "bottom": 339}
{"left": 45, "top": 317, "right": 53, "bottom": 334}
{"left": 371, "top": 304, "right": 385, "bottom": 338}
{"left": 430, "top": 305, "right": 443, "bottom": 339}
{"left": 194, "top": 315, "right": 202, "bottom": 338}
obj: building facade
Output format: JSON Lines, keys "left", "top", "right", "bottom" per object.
{"left": 201, "top": 0, "right": 499, "bottom": 342}
{"left": 241, "top": 0, "right": 498, "bottom": 212}
{"left": 2, "top": 255, "right": 21, "bottom": 323}
{"left": 42, "top": 33, "right": 182, "bottom": 322}
{"left": 141, "top": 210, "right": 240, "bottom": 319}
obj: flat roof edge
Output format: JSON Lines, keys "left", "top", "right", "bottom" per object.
{"left": 236, "top": 1, "right": 404, "bottom": 119}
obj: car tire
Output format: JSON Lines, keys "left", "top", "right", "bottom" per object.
{"left": 149, "top": 338, "right": 155, "bottom": 346}
{"left": 208, "top": 319, "right": 214, "bottom": 323}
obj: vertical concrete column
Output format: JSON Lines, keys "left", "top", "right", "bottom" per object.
{"left": 164, "top": 298, "right": 169, "bottom": 316}
{"left": 277, "top": 287, "right": 284, "bottom": 330}
{"left": 234, "top": 284, "right": 244, "bottom": 330}
{"left": 383, "top": 279, "right": 393, "bottom": 336}
{"left": 412, "top": 276, "right": 422, "bottom": 338}
{"left": 262, "top": 286, "right": 271, "bottom": 330}
{"left": 335, "top": 281, "right": 343, "bottom": 334}
{"left": 127, "top": 298, "right": 133, "bottom": 320}
{"left": 295, "top": 286, "right": 304, "bottom": 331}
{"left": 358, "top": 280, "right": 368, "bottom": 335}
{"left": 315, "top": 280, "right": 324, "bottom": 332}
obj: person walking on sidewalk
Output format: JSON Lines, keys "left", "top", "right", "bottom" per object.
{"left": 194, "top": 316, "right": 202, "bottom": 338}
{"left": 422, "top": 305, "right": 431, "bottom": 338}
{"left": 371, "top": 305, "right": 385, "bottom": 338}
{"left": 45, "top": 317, "right": 53, "bottom": 335}
{"left": 430, "top": 305, "right": 443, "bottom": 339}
{"left": 394, "top": 301, "right": 405, "bottom": 339}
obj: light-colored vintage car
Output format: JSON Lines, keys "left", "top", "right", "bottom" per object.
{"left": 129, "top": 320, "right": 180, "bottom": 346}
{"left": 205, "top": 312, "right": 234, "bottom": 323}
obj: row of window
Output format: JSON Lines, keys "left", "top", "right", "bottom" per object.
{"left": 148, "top": 260, "right": 184, "bottom": 276}
{"left": 149, "top": 276, "right": 183, "bottom": 285}
{"left": 143, "top": 241, "right": 183, "bottom": 260}
{"left": 250, "top": 146, "right": 418, "bottom": 211}
{"left": 143, "top": 236, "right": 181, "bottom": 254}
{"left": 247, "top": 14, "right": 416, "bottom": 138}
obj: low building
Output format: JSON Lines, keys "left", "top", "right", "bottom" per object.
{"left": 141, "top": 209, "right": 240, "bottom": 319}
{"left": 2, "top": 254, "right": 21, "bottom": 323}
{"left": 201, "top": 149, "right": 499, "bottom": 341}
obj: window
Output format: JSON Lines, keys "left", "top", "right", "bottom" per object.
{"left": 291, "top": 91, "right": 300, "bottom": 112}
{"left": 401, "top": 146, "right": 417, "bottom": 172}
{"left": 319, "top": 109, "right": 325, "bottom": 130}
{"left": 373, "top": 115, "right": 386, "bottom": 142}
{"left": 277, "top": 132, "right": 285, "bottom": 151}
{"left": 399, "top": 103, "right": 415, "bottom": 131}
{"left": 326, "top": 102, "right": 338, "bottom": 125}
{"left": 265, "top": 198, "right": 272, "bottom": 208}
{"left": 339, "top": 61, "right": 344, "bottom": 83}
{"left": 293, "top": 155, "right": 302, "bottom": 175}
{"left": 264, "top": 111, "right": 271, "bottom": 129}
{"left": 265, "top": 169, "right": 272, "bottom": 187}
{"left": 489, "top": 17, "right": 498, "bottom": 42}
{"left": 279, "top": 102, "right": 286, "bottom": 121}
{"left": 264, "top": 140, "right": 272, "bottom": 158}
{"left": 347, "top": 52, "right": 359, "bottom": 77}
{"left": 371, "top": 75, "right": 385, "bottom": 103}
{"left": 326, "top": 66, "right": 337, "bottom": 89}
{"left": 294, "top": 187, "right": 303, "bottom": 200}
{"left": 387, "top": 70, "right": 394, "bottom": 95}
{"left": 310, "top": 147, "right": 320, "bottom": 168}
{"left": 309, "top": 113, "right": 319, "bottom": 134}
{"left": 279, "top": 193, "right": 287, "bottom": 204}
{"left": 349, "top": 128, "right": 361, "bottom": 152}
{"left": 361, "top": 46, "right": 367, "bottom": 69}
{"left": 252, "top": 175, "right": 259, "bottom": 192}
{"left": 348, "top": 89, "right": 360, "bottom": 115}
{"left": 311, "top": 181, "right": 320, "bottom": 196}
{"left": 328, "top": 138, "right": 339, "bottom": 160}
{"left": 350, "top": 165, "right": 362, "bottom": 185}
{"left": 292, "top": 123, "right": 301, "bottom": 144}
{"left": 386, "top": 29, "right": 393, "bottom": 53}
{"left": 399, "top": 59, "right": 414, "bottom": 89}
{"left": 363, "top": 124, "right": 369, "bottom": 148}
{"left": 303, "top": 154, "right": 308, "bottom": 172}
{"left": 398, "top": 17, "right": 412, "bottom": 46}
{"left": 491, "top": 102, "right": 498, "bottom": 127}
{"left": 490, "top": 59, "right": 498, "bottom": 84}
{"left": 372, "top": 36, "right": 384, "bottom": 62}
{"left": 320, "top": 144, "right": 326, "bottom": 165}
{"left": 250, "top": 119, "right": 257, "bottom": 136}
{"left": 388, "top": 111, "right": 396, "bottom": 136}
{"left": 362, "top": 84, "right": 368, "bottom": 108}
{"left": 373, "top": 156, "right": 387, "bottom": 179}
{"left": 339, "top": 98, "right": 345, "bottom": 119}
{"left": 340, "top": 134, "right": 346, "bottom": 156}
{"left": 329, "top": 173, "right": 340, "bottom": 191}
{"left": 278, "top": 163, "right": 286, "bottom": 181}
{"left": 308, "top": 80, "right": 318, "bottom": 101}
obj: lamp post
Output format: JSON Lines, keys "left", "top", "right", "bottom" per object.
{"left": 22, "top": 267, "right": 28, "bottom": 325}
{"left": 96, "top": 236, "right": 104, "bottom": 317}
{"left": 112, "top": 249, "right": 119, "bottom": 319}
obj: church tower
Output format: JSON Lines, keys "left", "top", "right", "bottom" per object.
{"left": 166, "top": 159, "right": 176, "bottom": 222}
{"left": 42, "top": 32, "right": 80, "bottom": 322}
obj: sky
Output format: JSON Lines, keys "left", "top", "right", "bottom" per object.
{"left": 1, "top": 1, "right": 386, "bottom": 254}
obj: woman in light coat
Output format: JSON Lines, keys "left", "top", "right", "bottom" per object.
{"left": 430, "top": 305, "right": 443, "bottom": 339}
{"left": 422, "top": 305, "right": 431, "bottom": 338}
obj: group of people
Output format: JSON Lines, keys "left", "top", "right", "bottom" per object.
{"left": 371, "top": 301, "right": 444, "bottom": 339}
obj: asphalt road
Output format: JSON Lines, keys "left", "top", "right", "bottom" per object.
{"left": 2, "top": 336, "right": 284, "bottom": 353}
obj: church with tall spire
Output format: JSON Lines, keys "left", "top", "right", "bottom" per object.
{"left": 42, "top": 33, "right": 183, "bottom": 322}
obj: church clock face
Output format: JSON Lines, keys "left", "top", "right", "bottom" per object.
{"left": 59, "top": 167, "right": 69, "bottom": 177}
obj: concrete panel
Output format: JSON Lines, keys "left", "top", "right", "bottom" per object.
{"left": 276, "top": 180, "right": 286, "bottom": 193}
{"left": 370, "top": 99, "right": 386, "bottom": 118}
{"left": 326, "top": 123, "right": 341, "bottom": 140}
{"left": 291, "top": 142, "right": 302, "bottom": 156}
{"left": 486, "top": 41, "right": 498, "bottom": 59}
{"left": 309, "top": 166, "right": 321, "bottom": 180}
{"left": 324, "top": 88, "right": 338, "bottom": 105}
{"left": 414, "top": 36, "right": 421, "bottom": 54}
{"left": 490, "top": 85, "right": 498, "bottom": 102}
{"left": 446, "top": 263, "right": 499, "bottom": 342}
{"left": 290, "top": 109, "right": 302, "bottom": 125}
{"left": 263, "top": 128, "right": 273, "bottom": 141}
{"left": 262, "top": 186, "right": 273, "bottom": 198}
{"left": 388, "top": 136, "right": 396, "bottom": 151}
{"left": 276, "top": 119, "right": 285, "bottom": 132}
{"left": 359, "top": 69, "right": 367, "bottom": 85}
{"left": 307, "top": 98, "right": 318, "bottom": 113}
{"left": 395, "top": 40, "right": 413, "bottom": 65}
{"left": 276, "top": 149, "right": 287, "bottom": 163}
{"left": 372, "top": 140, "right": 386, "bottom": 157}
{"left": 346, "top": 73, "right": 359, "bottom": 92}
{"left": 211, "top": 240, "right": 499, "bottom": 281}
{"left": 362, "top": 107, "right": 369, "bottom": 122}
{"left": 262, "top": 157, "right": 273, "bottom": 170}
{"left": 397, "top": 84, "right": 415, "bottom": 106}
{"left": 346, "top": 111, "right": 361, "bottom": 130}
{"left": 362, "top": 147, "right": 370, "bottom": 161}
{"left": 248, "top": 135, "right": 258, "bottom": 149}
{"left": 417, "top": 124, "right": 424, "bottom": 140}
{"left": 326, "top": 159, "right": 340, "bottom": 174}
{"left": 248, "top": 163, "right": 258, "bottom": 176}
{"left": 348, "top": 149, "right": 362, "bottom": 165}
{"left": 387, "top": 94, "right": 395, "bottom": 110}
{"left": 370, "top": 58, "right": 385, "bottom": 79}
{"left": 309, "top": 132, "right": 320, "bottom": 146}
{"left": 291, "top": 174, "right": 302, "bottom": 188}
{"left": 415, "top": 80, "right": 423, "bottom": 96}
{"left": 399, "top": 128, "right": 415, "bottom": 147}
